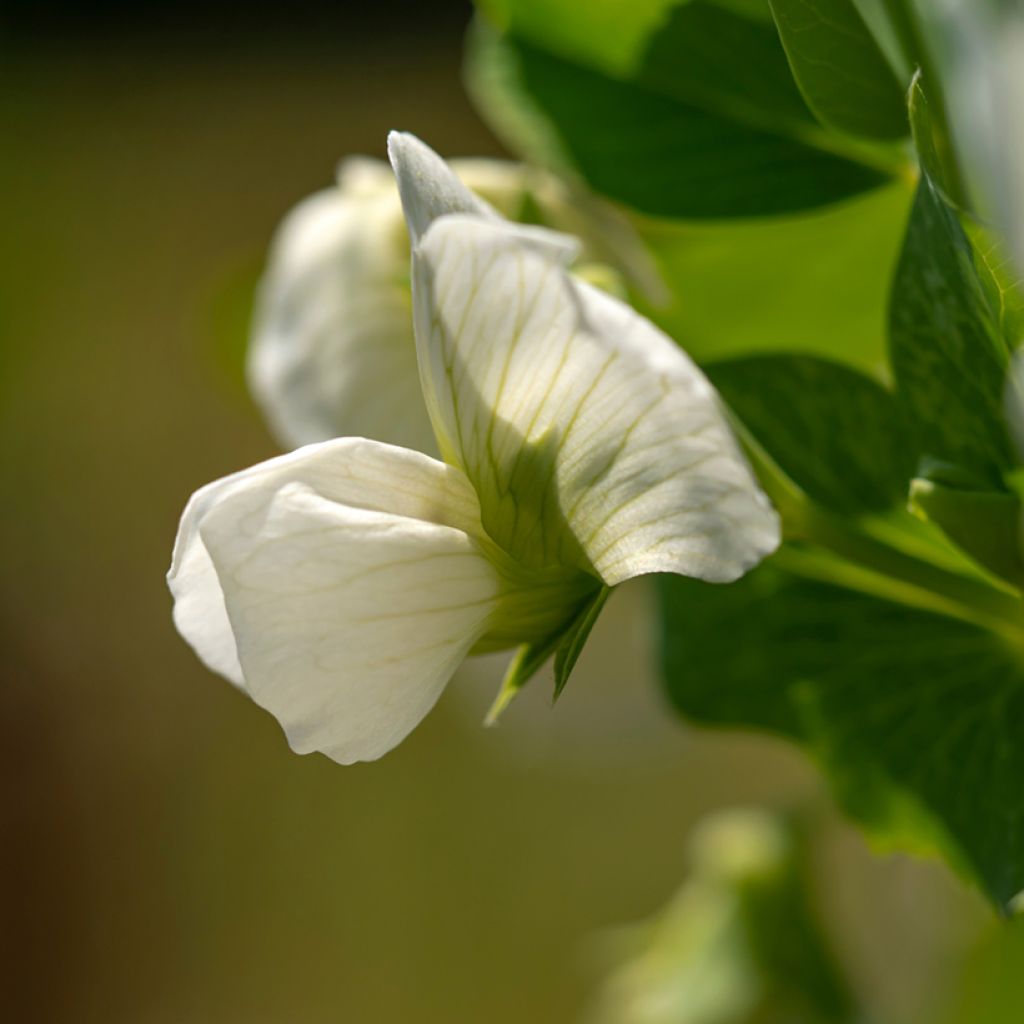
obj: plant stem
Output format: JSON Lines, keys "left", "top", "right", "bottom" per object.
{"left": 784, "top": 502, "right": 1024, "bottom": 644}
{"left": 736, "top": 417, "right": 1024, "bottom": 644}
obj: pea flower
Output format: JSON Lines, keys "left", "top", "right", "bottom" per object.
{"left": 168, "top": 133, "right": 779, "bottom": 765}
{"left": 247, "top": 147, "right": 664, "bottom": 453}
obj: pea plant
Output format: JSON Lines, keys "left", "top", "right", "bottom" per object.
{"left": 170, "top": 0, "right": 1024, "bottom": 1004}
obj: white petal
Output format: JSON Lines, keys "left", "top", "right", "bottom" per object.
{"left": 168, "top": 438, "right": 500, "bottom": 763}
{"left": 387, "top": 131, "right": 578, "bottom": 261}
{"left": 411, "top": 215, "right": 780, "bottom": 585}
{"left": 246, "top": 177, "right": 435, "bottom": 453}
{"left": 387, "top": 132, "right": 498, "bottom": 245}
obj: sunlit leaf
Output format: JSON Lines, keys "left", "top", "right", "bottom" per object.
{"left": 466, "top": 4, "right": 903, "bottom": 219}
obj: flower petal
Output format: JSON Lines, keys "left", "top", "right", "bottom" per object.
{"left": 247, "top": 176, "right": 434, "bottom": 452}
{"left": 388, "top": 131, "right": 578, "bottom": 260}
{"left": 168, "top": 438, "right": 501, "bottom": 763}
{"left": 387, "top": 131, "right": 498, "bottom": 244}
{"left": 411, "top": 215, "right": 780, "bottom": 584}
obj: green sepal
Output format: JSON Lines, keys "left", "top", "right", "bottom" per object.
{"left": 485, "top": 584, "right": 611, "bottom": 724}
{"left": 553, "top": 585, "right": 611, "bottom": 701}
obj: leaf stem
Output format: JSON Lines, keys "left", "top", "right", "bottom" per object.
{"left": 736, "top": 416, "right": 1024, "bottom": 644}
{"left": 785, "top": 501, "right": 1024, "bottom": 644}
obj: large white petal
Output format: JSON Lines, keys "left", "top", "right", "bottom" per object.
{"left": 411, "top": 215, "right": 780, "bottom": 585}
{"left": 168, "top": 438, "right": 501, "bottom": 763}
{"left": 246, "top": 178, "right": 434, "bottom": 453}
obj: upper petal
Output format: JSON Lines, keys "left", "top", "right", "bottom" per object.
{"left": 387, "top": 131, "right": 498, "bottom": 244}
{"left": 410, "top": 215, "right": 780, "bottom": 584}
{"left": 246, "top": 175, "right": 434, "bottom": 453}
{"left": 387, "top": 131, "right": 578, "bottom": 260}
{"left": 168, "top": 437, "right": 501, "bottom": 763}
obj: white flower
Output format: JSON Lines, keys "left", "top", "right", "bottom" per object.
{"left": 168, "top": 133, "right": 779, "bottom": 765}
{"left": 247, "top": 146, "right": 664, "bottom": 453}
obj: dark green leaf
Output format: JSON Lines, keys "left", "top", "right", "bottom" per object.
{"left": 466, "top": 6, "right": 900, "bottom": 219}
{"left": 889, "top": 180, "right": 1016, "bottom": 486}
{"left": 707, "top": 354, "right": 916, "bottom": 513}
{"left": 659, "top": 563, "right": 1024, "bottom": 909}
{"left": 768, "top": 0, "right": 909, "bottom": 140}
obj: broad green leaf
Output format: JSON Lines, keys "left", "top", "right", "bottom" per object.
{"left": 633, "top": 179, "right": 913, "bottom": 374}
{"left": 466, "top": 5, "right": 902, "bottom": 219}
{"left": 659, "top": 562, "right": 1024, "bottom": 909}
{"left": 768, "top": 0, "right": 909, "bottom": 140}
{"left": 476, "top": 0, "right": 774, "bottom": 79}
{"left": 707, "top": 354, "right": 916, "bottom": 514}
{"left": 474, "top": 0, "right": 679, "bottom": 76}
{"left": 889, "top": 180, "right": 1016, "bottom": 487}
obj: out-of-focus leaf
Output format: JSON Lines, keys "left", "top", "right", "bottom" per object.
{"left": 466, "top": 5, "right": 903, "bottom": 220}
{"left": 473, "top": 0, "right": 680, "bottom": 76}
{"left": 768, "top": 0, "right": 909, "bottom": 140}
{"left": 659, "top": 562, "right": 1024, "bottom": 910}
{"left": 633, "top": 180, "right": 913, "bottom": 374}
{"left": 708, "top": 354, "right": 916, "bottom": 514}
{"left": 588, "top": 809, "right": 858, "bottom": 1024}
{"left": 889, "top": 180, "right": 1016, "bottom": 487}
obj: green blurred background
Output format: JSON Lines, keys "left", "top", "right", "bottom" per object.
{"left": 0, "top": 2, "right": 998, "bottom": 1021}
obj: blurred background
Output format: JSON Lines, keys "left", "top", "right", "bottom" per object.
{"left": 0, "top": 2, "right": 998, "bottom": 1021}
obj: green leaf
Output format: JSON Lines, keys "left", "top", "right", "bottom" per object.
{"left": 889, "top": 180, "right": 1016, "bottom": 487}
{"left": 707, "top": 354, "right": 916, "bottom": 514}
{"left": 659, "top": 562, "right": 1024, "bottom": 909}
{"left": 466, "top": 4, "right": 902, "bottom": 219}
{"left": 632, "top": 179, "right": 913, "bottom": 374}
{"left": 768, "top": 0, "right": 909, "bottom": 140}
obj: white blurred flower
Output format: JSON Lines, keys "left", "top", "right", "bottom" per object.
{"left": 247, "top": 147, "right": 664, "bottom": 453}
{"left": 168, "top": 134, "right": 778, "bottom": 765}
